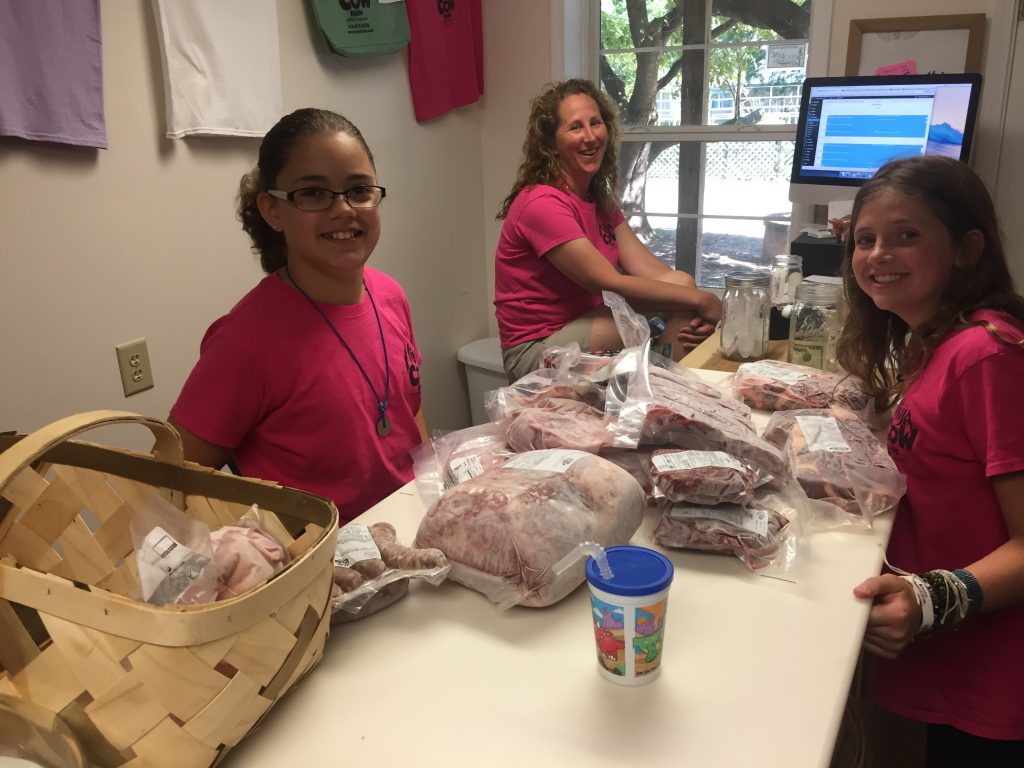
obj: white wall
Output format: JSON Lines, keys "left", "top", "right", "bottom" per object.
{"left": 480, "top": 2, "right": 556, "bottom": 337}
{"left": 0, "top": 0, "right": 532, "bottom": 448}
{"left": 994, "top": 15, "right": 1024, "bottom": 288}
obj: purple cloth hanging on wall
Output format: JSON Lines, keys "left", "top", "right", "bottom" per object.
{"left": 0, "top": 0, "right": 107, "bottom": 149}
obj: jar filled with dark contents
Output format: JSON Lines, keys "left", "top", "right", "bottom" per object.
{"left": 720, "top": 271, "right": 770, "bottom": 362}
{"left": 788, "top": 279, "right": 843, "bottom": 371}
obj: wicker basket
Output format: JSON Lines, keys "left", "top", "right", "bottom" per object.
{"left": 0, "top": 411, "right": 339, "bottom": 767}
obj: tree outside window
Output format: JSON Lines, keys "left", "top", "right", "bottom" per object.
{"left": 596, "top": 0, "right": 811, "bottom": 287}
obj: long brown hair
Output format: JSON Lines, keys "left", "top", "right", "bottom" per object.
{"left": 836, "top": 155, "right": 1024, "bottom": 408}
{"left": 496, "top": 79, "right": 620, "bottom": 219}
{"left": 237, "top": 108, "right": 375, "bottom": 273}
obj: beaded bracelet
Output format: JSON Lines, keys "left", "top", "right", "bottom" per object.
{"left": 952, "top": 567, "right": 984, "bottom": 617}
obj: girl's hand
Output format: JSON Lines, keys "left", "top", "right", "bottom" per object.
{"left": 853, "top": 574, "right": 922, "bottom": 659}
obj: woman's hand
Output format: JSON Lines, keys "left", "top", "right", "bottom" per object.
{"left": 677, "top": 316, "right": 716, "bottom": 351}
{"left": 853, "top": 574, "right": 922, "bottom": 659}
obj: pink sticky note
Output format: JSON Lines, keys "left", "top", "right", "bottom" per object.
{"left": 874, "top": 60, "right": 917, "bottom": 76}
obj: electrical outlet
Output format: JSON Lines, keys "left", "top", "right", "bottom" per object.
{"left": 115, "top": 338, "right": 154, "bottom": 396}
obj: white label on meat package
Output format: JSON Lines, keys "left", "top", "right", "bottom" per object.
{"left": 334, "top": 524, "right": 381, "bottom": 568}
{"left": 651, "top": 450, "right": 743, "bottom": 473}
{"left": 795, "top": 415, "right": 851, "bottom": 453}
{"left": 667, "top": 505, "right": 770, "bottom": 537}
{"left": 137, "top": 526, "right": 212, "bottom": 604}
{"left": 738, "top": 361, "right": 809, "bottom": 385}
{"left": 444, "top": 455, "right": 485, "bottom": 488}
{"left": 503, "top": 449, "right": 589, "bottom": 473}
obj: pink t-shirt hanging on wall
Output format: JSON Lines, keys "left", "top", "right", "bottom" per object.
{"left": 406, "top": 0, "right": 483, "bottom": 122}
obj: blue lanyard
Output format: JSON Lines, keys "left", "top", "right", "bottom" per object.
{"left": 284, "top": 265, "right": 392, "bottom": 436}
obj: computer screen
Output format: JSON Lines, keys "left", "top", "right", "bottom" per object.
{"left": 789, "top": 73, "right": 982, "bottom": 204}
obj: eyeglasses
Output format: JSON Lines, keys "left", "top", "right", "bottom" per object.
{"left": 266, "top": 184, "right": 386, "bottom": 211}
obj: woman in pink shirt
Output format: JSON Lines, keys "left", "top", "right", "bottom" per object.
{"left": 494, "top": 78, "right": 721, "bottom": 382}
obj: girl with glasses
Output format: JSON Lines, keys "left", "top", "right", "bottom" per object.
{"left": 170, "top": 108, "right": 427, "bottom": 525}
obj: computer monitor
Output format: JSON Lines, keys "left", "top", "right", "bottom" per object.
{"left": 789, "top": 73, "right": 982, "bottom": 204}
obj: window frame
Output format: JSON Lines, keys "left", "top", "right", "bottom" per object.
{"left": 577, "top": 0, "right": 834, "bottom": 285}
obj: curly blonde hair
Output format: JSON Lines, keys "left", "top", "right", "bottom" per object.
{"left": 496, "top": 79, "right": 619, "bottom": 220}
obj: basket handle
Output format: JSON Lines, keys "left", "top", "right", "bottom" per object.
{"left": 0, "top": 410, "right": 185, "bottom": 492}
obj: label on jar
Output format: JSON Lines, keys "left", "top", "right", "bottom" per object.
{"left": 652, "top": 450, "right": 743, "bottom": 473}
{"left": 739, "top": 361, "right": 808, "bottom": 385}
{"left": 795, "top": 415, "right": 851, "bottom": 453}
{"left": 666, "top": 504, "right": 770, "bottom": 537}
{"left": 504, "top": 449, "right": 589, "bottom": 473}
{"left": 788, "top": 339, "right": 827, "bottom": 370}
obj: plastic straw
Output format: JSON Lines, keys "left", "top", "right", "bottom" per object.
{"left": 552, "top": 541, "right": 614, "bottom": 580}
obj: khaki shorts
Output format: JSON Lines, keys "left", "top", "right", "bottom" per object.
{"left": 502, "top": 314, "right": 607, "bottom": 383}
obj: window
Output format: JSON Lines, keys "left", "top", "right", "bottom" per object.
{"left": 593, "top": 0, "right": 812, "bottom": 287}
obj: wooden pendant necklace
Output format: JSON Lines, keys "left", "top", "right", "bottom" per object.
{"left": 284, "top": 264, "right": 392, "bottom": 437}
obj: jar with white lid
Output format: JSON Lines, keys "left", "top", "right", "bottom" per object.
{"left": 720, "top": 271, "right": 770, "bottom": 362}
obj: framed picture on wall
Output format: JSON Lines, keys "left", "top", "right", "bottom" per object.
{"left": 845, "top": 14, "right": 986, "bottom": 76}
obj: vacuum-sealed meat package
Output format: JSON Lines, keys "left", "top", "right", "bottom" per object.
{"left": 762, "top": 407, "right": 905, "bottom": 520}
{"left": 331, "top": 521, "right": 450, "bottom": 623}
{"left": 652, "top": 502, "right": 790, "bottom": 570}
{"left": 645, "top": 449, "right": 756, "bottom": 506}
{"left": 505, "top": 398, "right": 610, "bottom": 453}
{"left": 413, "top": 450, "right": 644, "bottom": 608}
{"left": 733, "top": 360, "right": 872, "bottom": 413}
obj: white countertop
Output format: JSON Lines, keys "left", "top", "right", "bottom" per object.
{"left": 225, "top": 371, "right": 892, "bottom": 768}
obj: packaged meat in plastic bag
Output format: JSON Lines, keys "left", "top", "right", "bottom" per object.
{"left": 645, "top": 449, "right": 757, "bottom": 506}
{"left": 331, "top": 521, "right": 450, "bottom": 623}
{"left": 731, "top": 360, "right": 873, "bottom": 414}
{"left": 653, "top": 502, "right": 790, "bottom": 570}
{"left": 762, "top": 407, "right": 906, "bottom": 524}
{"left": 632, "top": 376, "right": 790, "bottom": 488}
{"left": 412, "top": 423, "right": 515, "bottom": 507}
{"left": 210, "top": 518, "right": 290, "bottom": 600}
{"left": 599, "top": 447, "right": 656, "bottom": 501}
{"left": 485, "top": 367, "right": 605, "bottom": 422}
{"left": 505, "top": 397, "right": 610, "bottom": 453}
{"left": 653, "top": 479, "right": 812, "bottom": 572}
{"left": 413, "top": 449, "right": 645, "bottom": 608}
{"left": 131, "top": 495, "right": 220, "bottom": 605}
{"left": 541, "top": 342, "right": 616, "bottom": 379}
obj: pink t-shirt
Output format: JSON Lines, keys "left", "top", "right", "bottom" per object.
{"left": 872, "top": 309, "right": 1024, "bottom": 740}
{"left": 406, "top": 0, "right": 482, "bottom": 122}
{"left": 494, "top": 185, "right": 625, "bottom": 349}
{"left": 171, "top": 268, "right": 423, "bottom": 524}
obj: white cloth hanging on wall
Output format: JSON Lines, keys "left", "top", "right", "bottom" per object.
{"left": 152, "top": 0, "right": 282, "bottom": 138}
{"left": 0, "top": 0, "right": 107, "bottom": 148}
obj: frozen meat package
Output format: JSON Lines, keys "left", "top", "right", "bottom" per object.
{"left": 414, "top": 449, "right": 645, "bottom": 608}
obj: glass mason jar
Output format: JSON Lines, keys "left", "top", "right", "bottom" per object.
{"left": 720, "top": 271, "right": 770, "bottom": 362}
{"left": 769, "top": 254, "right": 803, "bottom": 307}
{"left": 788, "top": 279, "right": 843, "bottom": 371}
